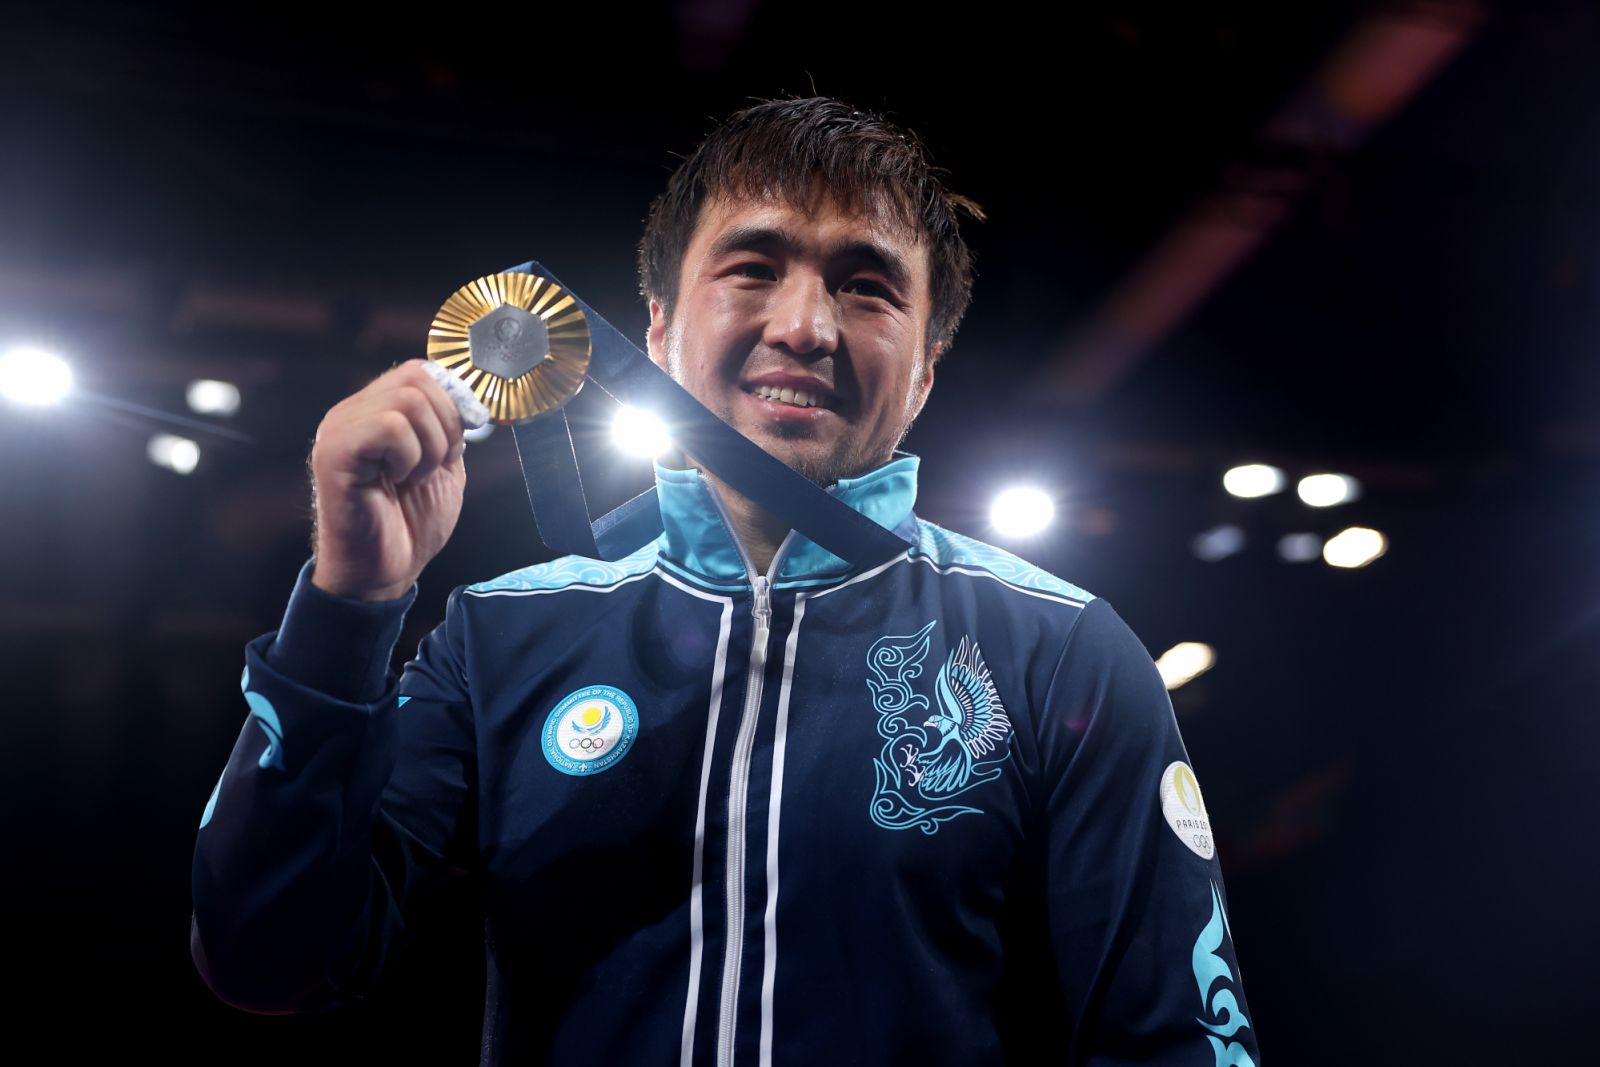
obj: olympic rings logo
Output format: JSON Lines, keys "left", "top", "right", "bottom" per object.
{"left": 569, "top": 737, "right": 607, "bottom": 752}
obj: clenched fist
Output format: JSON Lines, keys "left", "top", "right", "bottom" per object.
{"left": 308, "top": 360, "right": 470, "bottom": 601}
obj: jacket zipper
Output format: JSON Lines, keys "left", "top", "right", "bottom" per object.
{"left": 717, "top": 571, "right": 769, "bottom": 1067}
{"left": 705, "top": 485, "right": 793, "bottom": 1067}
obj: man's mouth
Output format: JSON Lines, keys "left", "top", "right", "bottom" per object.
{"left": 745, "top": 382, "right": 831, "bottom": 409}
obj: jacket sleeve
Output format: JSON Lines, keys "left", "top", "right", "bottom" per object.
{"left": 1039, "top": 597, "right": 1260, "bottom": 1066}
{"left": 190, "top": 560, "right": 478, "bottom": 1013}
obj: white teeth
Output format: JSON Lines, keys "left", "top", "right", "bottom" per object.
{"left": 751, "top": 383, "right": 823, "bottom": 408}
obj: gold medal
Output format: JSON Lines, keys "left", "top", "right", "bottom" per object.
{"left": 427, "top": 272, "right": 592, "bottom": 424}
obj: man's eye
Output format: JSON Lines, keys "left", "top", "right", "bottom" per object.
{"left": 844, "top": 278, "right": 890, "bottom": 299}
{"left": 733, "top": 263, "right": 776, "bottom": 280}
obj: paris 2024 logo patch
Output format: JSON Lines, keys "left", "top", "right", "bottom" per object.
{"left": 865, "top": 621, "right": 1014, "bottom": 834}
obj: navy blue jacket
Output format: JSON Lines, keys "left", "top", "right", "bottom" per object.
{"left": 191, "top": 454, "right": 1259, "bottom": 1065}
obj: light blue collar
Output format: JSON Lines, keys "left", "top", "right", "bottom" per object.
{"left": 651, "top": 453, "right": 921, "bottom": 587}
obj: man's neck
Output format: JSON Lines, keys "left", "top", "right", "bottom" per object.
{"left": 701, "top": 467, "right": 790, "bottom": 577}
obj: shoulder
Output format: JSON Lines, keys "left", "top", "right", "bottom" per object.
{"left": 910, "top": 518, "right": 1097, "bottom": 607}
{"left": 463, "top": 540, "right": 660, "bottom": 597}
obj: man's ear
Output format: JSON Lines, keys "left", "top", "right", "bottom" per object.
{"left": 646, "top": 298, "right": 669, "bottom": 372}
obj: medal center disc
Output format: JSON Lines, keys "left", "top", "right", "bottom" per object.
{"left": 468, "top": 303, "right": 550, "bottom": 381}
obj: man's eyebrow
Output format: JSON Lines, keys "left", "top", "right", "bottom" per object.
{"left": 708, "top": 225, "right": 798, "bottom": 260}
{"left": 707, "top": 226, "right": 913, "bottom": 290}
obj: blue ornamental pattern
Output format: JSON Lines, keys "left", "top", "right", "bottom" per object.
{"left": 1192, "top": 882, "right": 1256, "bottom": 1066}
{"left": 865, "top": 621, "right": 1014, "bottom": 835}
{"left": 199, "top": 772, "right": 223, "bottom": 830}
{"left": 466, "top": 542, "right": 659, "bottom": 595}
{"left": 914, "top": 522, "right": 1096, "bottom": 603}
{"left": 202, "top": 664, "right": 281, "bottom": 829}
{"left": 239, "top": 665, "right": 285, "bottom": 771}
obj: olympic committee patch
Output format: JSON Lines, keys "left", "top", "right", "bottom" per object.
{"left": 1159, "top": 761, "right": 1216, "bottom": 859}
{"left": 542, "top": 685, "right": 639, "bottom": 776}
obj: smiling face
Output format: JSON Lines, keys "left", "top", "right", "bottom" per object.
{"left": 647, "top": 190, "right": 940, "bottom": 488}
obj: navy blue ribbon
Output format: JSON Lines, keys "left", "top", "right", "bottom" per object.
{"left": 504, "top": 260, "right": 914, "bottom": 568}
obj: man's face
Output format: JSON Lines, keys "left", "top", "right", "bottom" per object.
{"left": 647, "top": 191, "right": 940, "bottom": 487}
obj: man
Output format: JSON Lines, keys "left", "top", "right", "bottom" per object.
{"left": 191, "top": 96, "right": 1259, "bottom": 1065}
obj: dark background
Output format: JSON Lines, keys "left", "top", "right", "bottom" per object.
{"left": 3, "top": 1, "right": 1595, "bottom": 1062}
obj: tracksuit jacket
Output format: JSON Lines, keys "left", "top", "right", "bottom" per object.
{"left": 190, "top": 453, "right": 1260, "bottom": 1065}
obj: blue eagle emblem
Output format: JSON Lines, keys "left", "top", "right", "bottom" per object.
{"left": 865, "top": 621, "right": 1014, "bottom": 834}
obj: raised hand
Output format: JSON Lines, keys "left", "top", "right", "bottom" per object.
{"left": 307, "top": 360, "right": 472, "bottom": 601}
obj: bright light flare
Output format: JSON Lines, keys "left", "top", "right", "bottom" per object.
{"left": 1222, "top": 463, "right": 1285, "bottom": 499}
{"left": 147, "top": 433, "right": 200, "bottom": 475}
{"left": 611, "top": 405, "right": 672, "bottom": 459}
{"left": 0, "top": 347, "right": 74, "bottom": 407}
{"left": 989, "top": 486, "right": 1055, "bottom": 539}
{"left": 1156, "top": 642, "right": 1215, "bottom": 690}
{"left": 186, "top": 379, "right": 241, "bottom": 417}
{"left": 1192, "top": 524, "right": 1245, "bottom": 562}
{"left": 1298, "top": 473, "right": 1361, "bottom": 508}
{"left": 1323, "top": 526, "right": 1386, "bottom": 569}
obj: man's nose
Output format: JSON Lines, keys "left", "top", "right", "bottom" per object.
{"left": 762, "top": 274, "right": 839, "bottom": 355}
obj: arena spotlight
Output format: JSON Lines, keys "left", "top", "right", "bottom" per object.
{"left": 990, "top": 486, "right": 1055, "bottom": 539}
{"left": 147, "top": 433, "right": 200, "bottom": 475}
{"left": 1323, "top": 526, "right": 1386, "bottom": 569}
{"left": 1298, "top": 473, "right": 1362, "bottom": 508}
{"left": 611, "top": 405, "right": 672, "bottom": 459}
{"left": 0, "top": 346, "right": 73, "bottom": 407}
{"left": 1156, "top": 642, "right": 1215, "bottom": 690}
{"left": 1222, "top": 463, "right": 1285, "bottom": 499}
{"left": 1277, "top": 533, "right": 1323, "bottom": 563}
{"left": 1192, "top": 524, "right": 1246, "bottom": 562}
{"left": 185, "top": 379, "right": 241, "bottom": 417}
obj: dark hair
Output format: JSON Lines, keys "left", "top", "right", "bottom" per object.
{"left": 638, "top": 96, "right": 984, "bottom": 360}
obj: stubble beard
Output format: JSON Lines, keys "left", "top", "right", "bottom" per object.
{"left": 759, "top": 419, "right": 906, "bottom": 487}
{"left": 685, "top": 396, "right": 871, "bottom": 489}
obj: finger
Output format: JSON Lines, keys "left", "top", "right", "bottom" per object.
{"left": 417, "top": 360, "right": 488, "bottom": 431}
{"left": 346, "top": 408, "right": 424, "bottom": 486}
{"left": 317, "top": 361, "right": 462, "bottom": 487}
{"left": 357, "top": 363, "right": 462, "bottom": 440}
{"left": 401, "top": 360, "right": 469, "bottom": 441}
{"left": 387, "top": 384, "right": 451, "bottom": 486}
